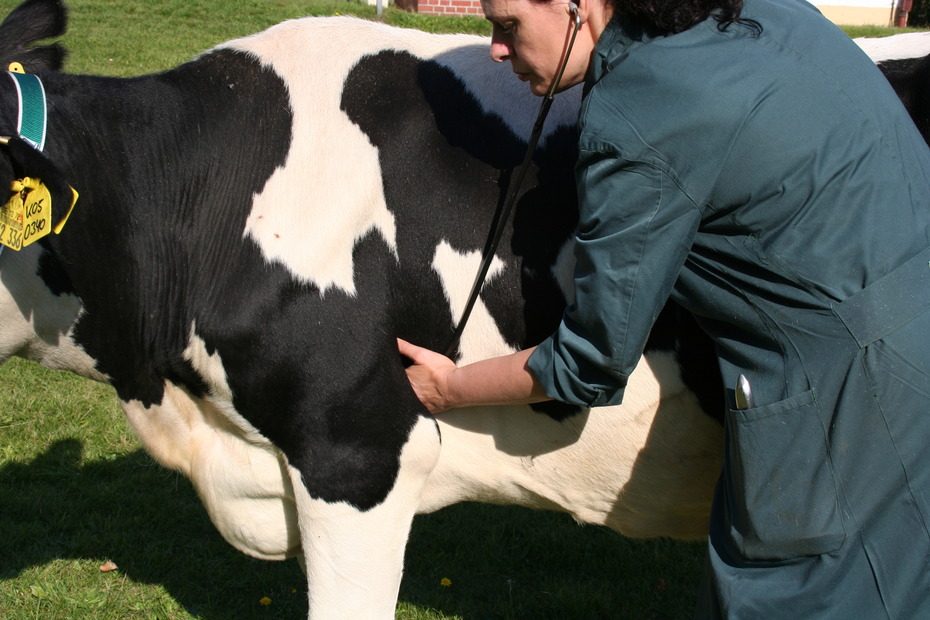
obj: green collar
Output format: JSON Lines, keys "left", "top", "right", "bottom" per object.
{"left": 8, "top": 70, "right": 47, "bottom": 151}
{"left": 586, "top": 15, "right": 652, "bottom": 89}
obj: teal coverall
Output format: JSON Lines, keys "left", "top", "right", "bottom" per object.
{"left": 526, "top": 0, "right": 930, "bottom": 616}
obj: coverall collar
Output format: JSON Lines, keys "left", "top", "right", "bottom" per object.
{"left": 584, "top": 15, "right": 651, "bottom": 96}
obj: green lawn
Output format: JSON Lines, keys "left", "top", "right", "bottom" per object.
{"left": 0, "top": 0, "right": 922, "bottom": 618}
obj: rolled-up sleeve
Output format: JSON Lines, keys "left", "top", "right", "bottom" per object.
{"left": 528, "top": 147, "right": 701, "bottom": 407}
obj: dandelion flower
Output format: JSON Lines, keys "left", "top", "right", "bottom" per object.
{"left": 440, "top": 577, "right": 452, "bottom": 587}
{"left": 260, "top": 597, "right": 272, "bottom": 606}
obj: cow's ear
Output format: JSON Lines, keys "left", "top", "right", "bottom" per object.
{"left": 0, "top": 0, "right": 69, "bottom": 72}
{"left": 2, "top": 136, "right": 75, "bottom": 227}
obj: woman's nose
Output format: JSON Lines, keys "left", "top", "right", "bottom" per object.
{"left": 490, "top": 36, "right": 511, "bottom": 63}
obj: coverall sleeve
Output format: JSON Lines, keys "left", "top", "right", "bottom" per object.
{"left": 527, "top": 148, "right": 702, "bottom": 407}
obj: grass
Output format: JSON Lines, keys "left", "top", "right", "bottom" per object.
{"left": 0, "top": 0, "right": 923, "bottom": 618}
{"left": 843, "top": 24, "right": 923, "bottom": 38}
{"left": 60, "top": 0, "right": 490, "bottom": 78}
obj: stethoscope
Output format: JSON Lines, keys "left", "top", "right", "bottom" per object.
{"left": 444, "top": 3, "right": 583, "bottom": 356}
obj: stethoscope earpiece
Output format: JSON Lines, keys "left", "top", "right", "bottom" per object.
{"left": 567, "top": 2, "right": 581, "bottom": 28}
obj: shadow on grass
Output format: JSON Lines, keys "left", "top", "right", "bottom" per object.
{"left": 0, "top": 439, "right": 307, "bottom": 618}
{"left": 0, "top": 439, "right": 704, "bottom": 619}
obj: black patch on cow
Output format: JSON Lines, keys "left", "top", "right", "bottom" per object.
{"left": 340, "top": 50, "right": 524, "bottom": 348}
{"left": 878, "top": 55, "right": 930, "bottom": 146}
{"left": 649, "top": 302, "right": 723, "bottom": 423}
{"left": 36, "top": 243, "right": 75, "bottom": 296}
{"left": 341, "top": 50, "right": 582, "bottom": 420}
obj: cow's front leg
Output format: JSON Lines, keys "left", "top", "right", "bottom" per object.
{"left": 289, "top": 413, "right": 440, "bottom": 619}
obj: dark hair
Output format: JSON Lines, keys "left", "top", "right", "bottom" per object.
{"left": 609, "top": 0, "right": 761, "bottom": 35}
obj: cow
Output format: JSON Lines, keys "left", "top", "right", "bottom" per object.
{"left": 0, "top": 1, "right": 726, "bottom": 616}
{"left": 1, "top": 0, "right": 928, "bottom": 616}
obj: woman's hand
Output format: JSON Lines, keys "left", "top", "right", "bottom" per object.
{"left": 398, "top": 339, "right": 550, "bottom": 414}
{"left": 397, "top": 338, "right": 458, "bottom": 413}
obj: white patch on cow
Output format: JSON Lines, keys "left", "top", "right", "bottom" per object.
{"left": 182, "top": 324, "right": 233, "bottom": 402}
{"left": 0, "top": 244, "right": 105, "bottom": 381}
{"left": 289, "top": 415, "right": 440, "bottom": 619}
{"left": 855, "top": 32, "right": 930, "bottom": 63}
{"left": 431, "top": 240, "right": 510, "bottom": 363}
{"left": 217, "top": 17, "right": 578, "bottom": 295}
{"left": 422, "top": 352, "right": 722, "bottom": 539}
{"left": 119, "top": 329, "right": 302, "bottom": 561}
{"left": 421, "top": 235, "right": 722, "bottom": 539}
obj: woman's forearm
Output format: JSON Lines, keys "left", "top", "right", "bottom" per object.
{"left": 444, "top": 346, "right": 550, "bottom": 409}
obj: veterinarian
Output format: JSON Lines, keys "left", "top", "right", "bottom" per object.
{"left": 398, "top": 0, "right": 930, "bottom": 616}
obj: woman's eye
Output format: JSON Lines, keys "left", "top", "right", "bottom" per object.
{"left": 494, "top": 22, "right": 514, "bottom": 35}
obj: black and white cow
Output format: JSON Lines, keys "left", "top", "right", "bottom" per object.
{"left": 0, "top": 1, "right": 725, "bottom": 615}
{"left": 1, "top": 0, "right": 928, "bottom": 616}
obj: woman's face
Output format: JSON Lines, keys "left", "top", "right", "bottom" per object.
{"left": 482, "top": 0, "right": 593, "bottom": 95}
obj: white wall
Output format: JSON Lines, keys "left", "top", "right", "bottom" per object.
{"left": 812, "top": 0, "right": 899, "bottom": 26}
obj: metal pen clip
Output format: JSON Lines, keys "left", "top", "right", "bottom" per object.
{"left": 734, "top": 374, "right": 754, "bottom": 410}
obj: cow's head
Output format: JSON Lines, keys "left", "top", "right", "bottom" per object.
{"left": 0, "top": 0, "right": 71, "bottom": 245}
{"left": 0, "top": 0, "right": 71, "bottom": 249}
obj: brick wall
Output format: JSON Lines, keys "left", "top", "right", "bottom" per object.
{"left": 411, "top": 0, "right": 486, "bottom": 16}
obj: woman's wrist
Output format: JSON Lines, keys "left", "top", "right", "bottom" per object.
{"left": 441, "top": 366, "right": 466, "bottom": 410}
{"left": 442, "top": 347, "right": 548, "bottom": 410}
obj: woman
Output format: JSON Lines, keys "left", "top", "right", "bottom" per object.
{"left": 399, "top": 0, "right": 930, "bottom": 616}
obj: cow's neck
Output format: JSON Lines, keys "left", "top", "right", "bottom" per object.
{"left": 9, "top": 51, "right": 293, "bottom": 405}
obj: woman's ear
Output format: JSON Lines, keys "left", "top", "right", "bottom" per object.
{"left": 569, "top": 0, "right": 587, "bottom": 23}
{"left": 573, "top": 0, "right": 613, "bottom": 26}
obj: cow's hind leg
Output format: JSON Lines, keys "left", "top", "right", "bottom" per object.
{"left": 290, "top": 414, "right": 440, "bottom": 619}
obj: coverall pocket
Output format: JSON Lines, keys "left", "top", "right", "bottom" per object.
{"left": 863, "top": 318, "right": 930, "bottom": 523}
{"left": 725, "top": 389, "right": 846, "bottom": 561}
{"left": 868, "top": 317, "right": 930, "bottom": 399}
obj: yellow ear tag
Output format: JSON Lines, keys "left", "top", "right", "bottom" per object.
{"left": 0, "top": 177, "right": 52, "bottom": 251}
{"left": 8, "top": 62, "right": 24, "bottom": 74}
{"left": 53, "top": 186, "right": 79, "bottom": 234}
